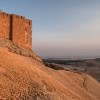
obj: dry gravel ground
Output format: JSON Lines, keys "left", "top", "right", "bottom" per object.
{"left": 0, "top": 39, "right": 100, "bottom": 100}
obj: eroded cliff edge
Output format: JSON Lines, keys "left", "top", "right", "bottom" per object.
{"left": 0, "top": 38, "right": 42, "bottom": 62}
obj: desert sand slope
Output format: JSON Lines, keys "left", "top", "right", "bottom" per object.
{"left": 0, "top": 49, "right": 100, "bottom": 100}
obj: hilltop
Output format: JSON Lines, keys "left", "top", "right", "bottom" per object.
{"left": 0, "top": 39, "right": 100, "bottom": 100}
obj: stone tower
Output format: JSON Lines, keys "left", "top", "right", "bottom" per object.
{"left": 0, "top": 11, "right": 32, "bottom": 49}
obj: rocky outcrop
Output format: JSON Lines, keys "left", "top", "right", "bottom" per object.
{"left": 0, "top": 38, "right": 42, "bottom": 62}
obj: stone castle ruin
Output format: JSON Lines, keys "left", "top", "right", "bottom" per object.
{"left": 0, "top": 11, "right": 32, "bottom": 49}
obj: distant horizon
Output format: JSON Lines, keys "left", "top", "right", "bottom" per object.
{"left": 40, "top": 55, "right": 100, "bottom": 59}
{"left": 0, "top": 0, "right": 100, "bottom": 58}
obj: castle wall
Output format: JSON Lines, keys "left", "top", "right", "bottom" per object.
{"left": 12, "top": 14, "right": 26, "bottom": 48}
{"left": 0, "top": 11, "right": 32, "bottom": 50}
{"left": 12, "top": 15, "right": 32, "bottom": 49}
{"left": 25, "top": 19, "right": 32, "bottom": 49}
{"left": 0, "top": 12, "right": 11, "bottom": 39}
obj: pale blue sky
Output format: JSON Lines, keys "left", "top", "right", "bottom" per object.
{"left": 0, "top": 0, "right": 100, "bottom": 58}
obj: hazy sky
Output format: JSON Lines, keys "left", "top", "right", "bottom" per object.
{"left": 0, "top": 0, "right": 100, "bottom": 58}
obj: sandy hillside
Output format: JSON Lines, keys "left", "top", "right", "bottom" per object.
{"left": 0, "top": 45, "right": 100, "bottom": 99}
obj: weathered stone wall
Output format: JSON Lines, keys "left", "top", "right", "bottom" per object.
{"left": 0, "top": 11, "right": 32, "bottom": 50}
{"left": 25, "top": 19, "right": 32, "bottom": 49}
{"left": 0, "top": 11, "right": 10, "bottom": 39}
{"left": 12, "top": 14, "right": 26, "bottom": 48}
